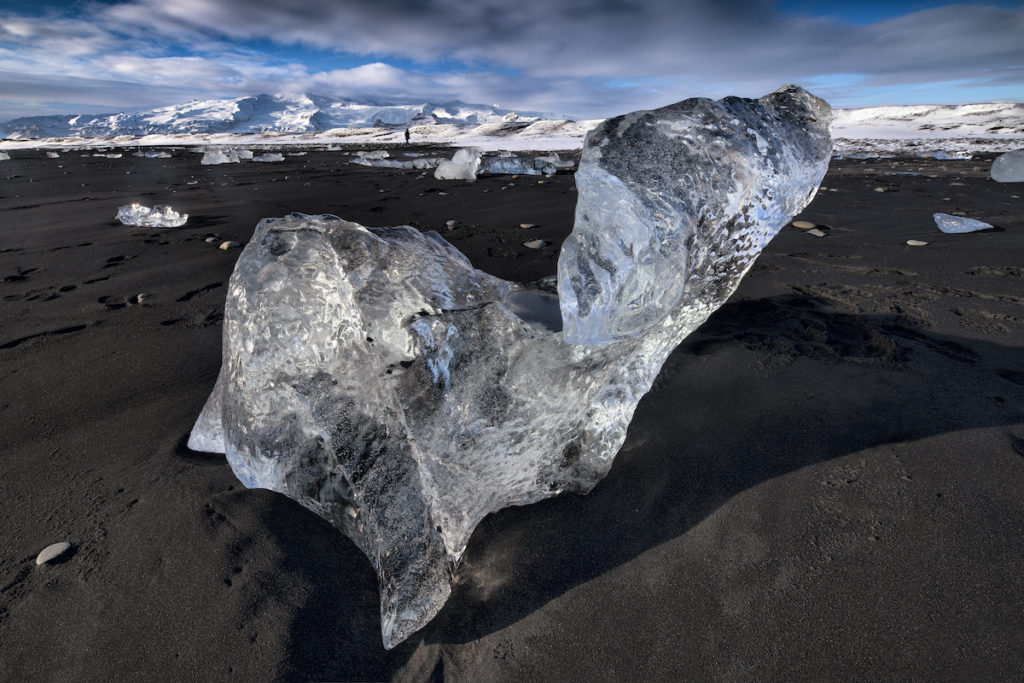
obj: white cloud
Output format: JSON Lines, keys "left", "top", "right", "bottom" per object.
{"left": 0, "top": 1, "right": 1021, "bottom": 120}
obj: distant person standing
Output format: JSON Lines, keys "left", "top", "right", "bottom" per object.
{"left": 404, "top": 128, "right": 411, "bottom": 145}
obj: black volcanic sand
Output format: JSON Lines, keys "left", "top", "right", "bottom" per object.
{"left": 1, "top": 148, "right": 1022, "bottom": 681}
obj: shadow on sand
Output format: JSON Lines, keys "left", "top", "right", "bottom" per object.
{"left": 262, "top": 294, "right": 1021, "bottom": 680}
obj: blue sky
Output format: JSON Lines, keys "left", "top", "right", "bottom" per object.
{"left": 0, "top": 0, "right": 1021, "bottom": 121}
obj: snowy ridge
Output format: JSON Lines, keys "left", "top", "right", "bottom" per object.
{"left": 0, "top": 93, "right": 545, "bottom": 139}
{"left": 0, "top": 95, "right": 1021, "bottom": 156}
{"left": 832, "top": 102, "right": 1024, "bottom": 139}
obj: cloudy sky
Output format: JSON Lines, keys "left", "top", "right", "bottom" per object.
{"left": 0, "top": 0, "right": 1022, "bottom": 121}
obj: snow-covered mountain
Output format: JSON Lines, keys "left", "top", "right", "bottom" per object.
{"left": 0, "top": 93, "right": 545, "bottom": 139}
{"left": 832, "top": 102, "right": 1024, "bottom": 139}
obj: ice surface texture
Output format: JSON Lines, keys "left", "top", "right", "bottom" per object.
{"left": 116, "top": 203, "right": 188, "bottom": 227}
{"left": 991, "top": 149, "right": 1024, "bottom": 182}
{"left": 933, "top": 212, "right": 993, "bottom": 233}
{"left": 434, "top": 147, "right": 482, "bottom": 180}
{"left": 189, "top": 85, "right": 831, "bottom": 648}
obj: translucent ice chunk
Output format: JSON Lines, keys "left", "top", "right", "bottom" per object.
{"left": 434, "top": 147, "right": 482, "bottom": 180}
{"left": 479, "top": 155, "right": 541, "bottom": 175}
{"left": 190, "top": 85, "right": 831, "bottom": 648}
{"left": 252, "top": 152, "right": 284, "bottom": 162}
{"left": 201, "top": 149, "right": 239, "bottom": 165}
{"left": 116, "top": 202, "right": 188, "bottom": 227}
{"left": 0, "top": 151, "right": 9, "bottom": 161}
{"left": 352, "top": 157, "right": 441, "bottom": 170}
{"left": 235, "top": 149, "right": 254, "bottom": 160}
{"left": 46, "top": 151, "right": 60, "bottom": 158}
{"left": 933, "top": 212, "right": 993, "bottom": 233}
{"left": 356, "top": 150, "right": 389, "bottom": 160}
{"left": 991, "top": 150, "right": 1024, "bottom": 182}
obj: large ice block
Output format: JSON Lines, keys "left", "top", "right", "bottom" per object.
{"left": 991, "top": 149, "right": 1024, "bottom": 182}
{"left": 189, "top": 85, "right": 832, "bottom": 648}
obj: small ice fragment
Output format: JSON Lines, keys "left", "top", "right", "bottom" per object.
{"left": 933, "top": 213, "right": 992, "bottom": 233}
{"left": 46, "top": 151, "right": 60, "bottom": 159}
{"left": 219, "top": 240, "right": 240, "bottom": 250}
{"left": 523, "top": 239, "right": 550, "bottom": 249}
{"left": 36, "top": 541, "right": 71, "bottom": 565}
{"left": 252, "top": 153, "right": 284, "bottom": 162}
{"left": 0, "top": 151, "right": 9, "bottom": 161}
{"left": 434, "top": 148, "right": 481, "bottom": 181}
{"left": 906, "top": 240, "right": 929, "bottom": 246}
{"left": 116, "top": 203, "right": 188, "bottom": 228}
{"left": 991, "top": 150, "right": 1024, "bottom": 182}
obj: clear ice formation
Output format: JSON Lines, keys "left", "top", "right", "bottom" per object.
{"left": 933, "top": 212, "right": 993, "bottom": 233}
{"left": 433, "top": 147, "right": 482, "bottom": 180}
{"left": 0, "top": 151, "right": 10, "bottom": 161}
{"left": 253, "top": 152, "right": 284, "bottom": 163}
{"left": 991, "top": 149, "right": 1024, "bottom": 182}
{"left": 200, "top": 148, "right": 240, "bottom": 165}
{"left": 116, "top": 202, "right": 188, "bottom": 227}
{"left": 189, "top": 85, "right": 832, "bottom": 648}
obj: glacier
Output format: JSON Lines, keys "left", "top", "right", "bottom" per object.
{"left": 189, "top": 85, "right": 832, "bottom": 648}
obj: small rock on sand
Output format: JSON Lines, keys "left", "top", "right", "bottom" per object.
{"left": 36, "top": 541, "right": 71, "bottom": 565}
{"left": 131, "top": 293, "right": 150, "bottom": 304}
{"left": 204, "top": 237, "right": 218, "bottom": 243}
{"left": 519, "top": 223, "right": 537, "bottom": 229}
{"left": 523, "top": 240, "right": 550, "bottom": 249}
{"left": 906, "top": 240, "right": 929, "bottom": 246}
{"left": 873, "top": 187, "right": 886, "bottom": 192}
{"left": 219, "top": 241, "right": 240, "bottom": 250}
{"left": 806, "top": 228, "right": 826, "bottom": 237}
{"left": 791, "top": 220, "right": 816, "bottom": 230}
{"left": 445, "top": 220, "right": 458, "bottom": 229}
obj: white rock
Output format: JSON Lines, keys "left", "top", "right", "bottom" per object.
{"left": 36, "top": 541, "right": 71, "bottom": 565}
{"left": 791, "top": 220, "right": 816, "bottom": 229}
{"left": 906, "top": 240, "right": 929, "bottom": 246}
{"left": 806, "top": 228, "right": 826, "bottom": 237}
{"left": 523, "top": 239, "right": 550, "bottom": 249}
{"left": 519, "top": 223, "right": 537, "bottom": 229}
{"left": 219, "top": 241, "right": 240, "bottom": 250}
{"left": 933, "top": 213, "right": 993, "bottom": 233}
{"left": 205, "top": 236, "right": 218, "bottom": 243}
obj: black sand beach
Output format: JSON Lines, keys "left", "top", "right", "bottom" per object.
{"left": 1, "top": 148, "right": 1022, "bottom": 681}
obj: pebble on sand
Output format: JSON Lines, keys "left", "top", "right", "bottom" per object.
{"left": 204, "top": 237, "right": 218, "bottom": 243}
{"left": 519, "top": 223, "right": 537, "bottom": 229}
{"left": 445, "top": 220, "right": 459, "bottom": 229}
{"left": 906, "top": 240, "right": 929, "bottom": 246}
{"left": 791, "top": 220, "right": 816, "bottom": 230}
{"left": 523, "top": 239, "right": 550, "bottom": 249}
{"left": 219, "top": 241, "right": 240, "bottom": 250}
{"left": 806, "top": 228, "right": 826, "bottom": 237}
{"left": 873, "top": 187, "right": 887, "bottom": 192}
{"left": 36, "top": 542, "right": 71, "bottom": 565}
{"left": 131, "top": 293, "right": 150, "bottom": 304}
